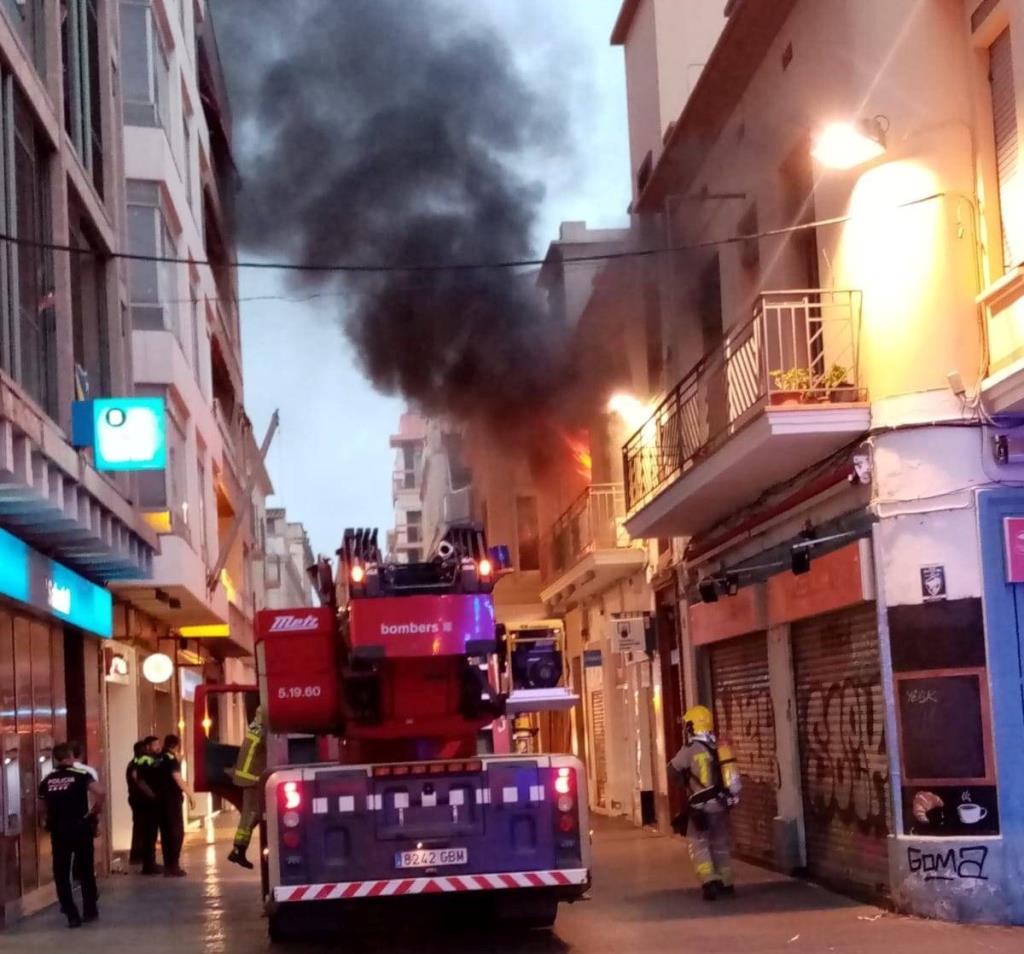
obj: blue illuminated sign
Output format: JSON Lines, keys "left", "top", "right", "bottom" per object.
{"left": 0, "top": 527, "right": 112, "bottom": 638}
{"left": 72, "top": 397, "right": 167, "bottom": 472}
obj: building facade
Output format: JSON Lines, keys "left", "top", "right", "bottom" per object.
{"left": 607, "top": 0, "right": 1024, "bottom": 925}
{"left": 0, "top": 0, "right": 166, "bottom": 924}
{"left": 263, "top": 507, "right": 314, "bottom": 609}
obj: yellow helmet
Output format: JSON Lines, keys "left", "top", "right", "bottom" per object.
{"left": 684, "top": 705, "right": 714, "bottom": 736}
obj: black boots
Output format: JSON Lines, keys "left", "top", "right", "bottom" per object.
{"left": 701, "top": 880, "right": 735, "bottom": 901}
{"left": 228, "top": 846, "right": 254, "bottom": 870}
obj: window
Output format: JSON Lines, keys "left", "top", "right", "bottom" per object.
{"left": 62, "top": 0, "right": 104, "bottom": 195}
{"left": 990, "top": 29, "right": 1021, "bottom": 271}
{"left": 136, "top": 386, "right": 187, "bottom": 540}
{"left": 516, "top": 496, "right": 540, "bottom": 572}
{"left": 5, "top": 86, "right": 57, "bottom": 417}
{"left": 190, "top": 287, "right": 202, "bottom": 379}
{"left": 182, "top": 114, "right": 194, "bottom": 211}
{"left": 407, "top": 510, "right": 422, "bottom": 545}
{"left": 69, "top": 210, "right": 111, "bottom": 398}
{"left": 197, "top": 454, "right": 208, "bottom": 563}
{"left": 127, "top": 181, "right": 181, "bottom": 340}
{"left": 121, "top": 0, "right": 171, "bottom": 135}
{"left": 3, "top": 0, "right": 46, "bottom": 75}
{"left": 408, "top": 548, "right": 422, "bottom": 563}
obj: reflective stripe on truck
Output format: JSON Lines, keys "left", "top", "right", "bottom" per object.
{"left": 275, "top": 868, "right": 589, "bottom": 902}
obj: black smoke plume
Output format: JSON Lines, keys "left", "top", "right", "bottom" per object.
{"left": 214, "top": 0, "right": 573, "bottom": 434}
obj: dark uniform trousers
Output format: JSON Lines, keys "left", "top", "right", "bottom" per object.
{"left": 52, "top": 821, "right": 98, "bottom": 918}
{"left": 137, "top": 800, "right": 161, "bottom": 873}
{"left": 160, "top": 801, "right": 184, "bottom": 871}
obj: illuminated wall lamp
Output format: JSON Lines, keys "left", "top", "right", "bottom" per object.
{"left": 811, "top": 117, "right": 888, "bottom": 171}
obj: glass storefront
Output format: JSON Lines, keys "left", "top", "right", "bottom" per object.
{"left": 0, "top": 606, "right": 68, "bottom": 906}
{"left": 0, "top": 598, "right": 106, "bottom": 916}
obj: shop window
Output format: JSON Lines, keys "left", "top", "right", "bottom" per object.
{"left": 62, "top": 0, "right": 104, "bottom": 195}
{"left": 127, "top": 181, "right": 181, "bottom": 341}
{"left": 516, "top": 496, "right": 540, "bottom": 572}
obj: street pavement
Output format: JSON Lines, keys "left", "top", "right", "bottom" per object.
{"left": 5, "top": 817, "right": 1021, "bottom": 953}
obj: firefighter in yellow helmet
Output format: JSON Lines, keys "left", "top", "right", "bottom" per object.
{"left": 227, "top": 705, "right": 267, "bottom": 869}
{"left": 668, "top": 704, "right": 742, "bottom": 901}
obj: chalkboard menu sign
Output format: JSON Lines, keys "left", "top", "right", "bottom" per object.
{"left": 898, "top": 674, "right": 986, "bottom": 781}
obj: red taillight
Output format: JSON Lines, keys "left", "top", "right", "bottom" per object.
{"left": 554, "top": 767, "right": 573, "bottom": 796}
{"left": 283, "top": 781, "right": 302, "bottom": 810}
{"left": 558, "top": 813, "right": 576, "bottom": 833}
{"left": 282, "top": 830, "right": 301, "bottom": 849}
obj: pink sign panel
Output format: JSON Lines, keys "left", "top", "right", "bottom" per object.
{"left": 348, "top": 594, "right": 497, "bottom": 658}
{"left": 1004, "top": 517, "right": 1024, "bottom": 583}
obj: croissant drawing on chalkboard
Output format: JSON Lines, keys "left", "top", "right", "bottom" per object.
{"left": 912, "top": 790, "right": 944, "bottom": 824}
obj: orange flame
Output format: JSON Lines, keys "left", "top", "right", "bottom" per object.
{"left": 563, "top": 432, "right": 592, "bottom": 479}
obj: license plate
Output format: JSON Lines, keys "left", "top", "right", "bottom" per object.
{"left": 395, "top": 847, "right": 468, "bottom": 869}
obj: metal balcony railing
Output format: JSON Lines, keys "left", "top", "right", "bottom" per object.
{"left": 544, "top": 484, "right": 633, "bottom": 582}
{"left": 623, "top": 290, "right": 863, "bottom": 513}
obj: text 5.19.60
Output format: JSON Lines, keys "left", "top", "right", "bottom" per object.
{"left": 276, "top": 685, "right": 323, "bottom": 700}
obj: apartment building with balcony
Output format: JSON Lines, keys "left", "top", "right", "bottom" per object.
{"left": 610, "top": 0, "right": 1024, "bottom": 923}
{"left": 388, "top": 411, "right": 427, "bottom": 563}
{"left": 111, "top": 0, "right": 263, "bottom": 662}
{"left": 264, "top": 507, "right": 314, "bottom": 609}
{"left": 0, "top": 0, "right": 182, "bottom": 924}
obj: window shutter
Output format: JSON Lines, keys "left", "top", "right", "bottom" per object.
{"left": 990, "top": 29, "right": 1021, "bottom": 270}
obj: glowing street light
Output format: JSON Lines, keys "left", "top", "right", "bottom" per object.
{"left": 811, "top": 118, "right": 888, "bottom": 171}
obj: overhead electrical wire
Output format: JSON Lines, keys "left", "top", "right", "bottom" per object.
{"left": 0, "top": 191, "right": 950, "bottom": 276}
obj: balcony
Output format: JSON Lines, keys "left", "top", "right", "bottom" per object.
{"left": 111, "top": 534, "right": 229, "bottom": 627}
{"left": 392, "top": 469, "right": 420, "bottom": 497}
{"left": 540, "top": 484, "right": 647, "bottom": 611}
{"left": 623, "top": 290, "right": 870, "bottom": 540}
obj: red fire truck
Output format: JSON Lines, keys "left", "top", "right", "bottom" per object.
{"left": 195, "top": 525, "right": 589, "bottom": 941}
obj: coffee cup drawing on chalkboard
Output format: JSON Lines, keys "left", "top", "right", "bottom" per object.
{"left": 957, "top": 800, "right": 988, "bottom": 825}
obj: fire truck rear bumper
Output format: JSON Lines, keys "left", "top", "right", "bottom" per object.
{"left": 273, "top": 868, "right": 590, "bottom": 904}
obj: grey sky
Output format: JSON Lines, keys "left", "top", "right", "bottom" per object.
{"left": 240, "top": 1, "right": 630, "bottom": 559}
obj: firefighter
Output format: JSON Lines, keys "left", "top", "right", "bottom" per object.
{"left": 227, "top": 705, "right": 267, "bottom": 869}
{"left": 668, "top": 705, "right": 742, "bottom": 901}
{"left": 38, "top": 743, "right": 105, "bottom": 927}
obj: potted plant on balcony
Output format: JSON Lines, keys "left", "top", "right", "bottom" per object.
{"left": 822, "top": 363, "right": 857, "bottom": 403}
{"left": 769, "top": 367, "right": 813, "bottom": 405}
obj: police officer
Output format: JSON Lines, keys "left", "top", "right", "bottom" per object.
{"left": 228, "top": 705, "right": 267, "bottom": 869}
{"left": 668, "top": 705, "right": 742, "bottom": 901}
{"left": 38, "top": 742, "right": 105, "bottom": 928}
{"left": 157, "top": 734, "right": 193, "bottom": 877}
{"left": 129, "top": 736, "right": 162, "bottom": 874}
{"left": 126, "top": 740, "right": 148, "bottom": 865}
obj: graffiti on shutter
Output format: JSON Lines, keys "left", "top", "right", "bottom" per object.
{"left": 710, "top": 633, "right": 777, "bottom": 865}
{"left": 793, "top": 602, "right": 891, "bottom": 898}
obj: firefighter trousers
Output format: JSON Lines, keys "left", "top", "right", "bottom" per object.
{"left": 687, "top": 810, "right": 733, "bottom": 886}
{"left": 233, "top": 786, "right": 261, "bottom": 850}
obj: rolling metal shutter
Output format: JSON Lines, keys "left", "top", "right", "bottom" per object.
{"left": 709, "top": 634, "right": 777, "bottom": 865}
{"left": 990, "top": 29, "right": 1021, "bottom": 271}
{"left": 793, "top": 603, "right": 891, "bottom": 899}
